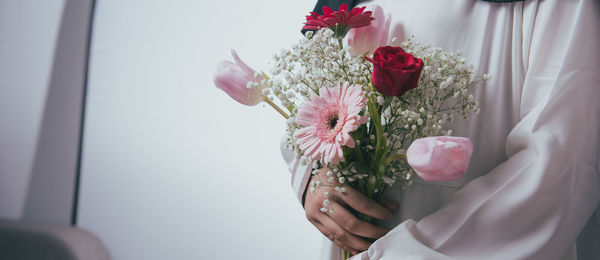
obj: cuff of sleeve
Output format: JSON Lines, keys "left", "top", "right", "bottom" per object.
{"left": 292, "top": 160, "right": 312, "bottom": 206}
{"left": 281, "top": 136, "right": 313, "bottom": 206}
{"left": 350, "top": 251, "right": 369, "bottom": 260}
{"left": 367, "top": 220, "right": 452, "bottom": 260}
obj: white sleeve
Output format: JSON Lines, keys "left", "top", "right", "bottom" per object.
{"left": 364, "top": 1, "right": 600, "bottom": 259}
{"left": 281, "top": 135, "right": 312, "bottom": 205}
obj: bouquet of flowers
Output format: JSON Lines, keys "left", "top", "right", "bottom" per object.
{"left": 214, "top": 4, "right": 487, "bottom": 259}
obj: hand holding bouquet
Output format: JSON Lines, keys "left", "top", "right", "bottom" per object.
{"left": 214, "top": 4, "right": 488, "bottom": 258}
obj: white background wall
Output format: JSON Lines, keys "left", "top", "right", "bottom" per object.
{"left": 77, "top": 1, "right": 324, "bottom": 259}
{"left": 0, "top": 0, "right": 65, "bottom": 220}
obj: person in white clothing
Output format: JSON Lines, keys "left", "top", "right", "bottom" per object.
{"left": 282, "top": 0, "right": 600, "bottom": 259}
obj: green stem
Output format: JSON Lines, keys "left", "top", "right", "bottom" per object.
{"left": 343, "top": 250, "right": 351, "bottom": 260}
{"left": 384, "top": 152, "right": 407, "bottom": 165}
{"left": 262, "top": 97, "right": 289, "bottom": 119}
{"left": 259, "top": 71, "right": 291, "bottom": 119}
{"left": 367, "top": 96, "right": 385, "bottom": 164}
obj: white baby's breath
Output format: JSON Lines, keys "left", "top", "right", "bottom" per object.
{"left": 262, "top": 30, "right": 487, "bottom": 211}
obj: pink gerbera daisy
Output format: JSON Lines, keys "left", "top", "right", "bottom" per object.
{"left": 303, "top": 4, "right": 374, "bottom": 38}
{"left": 295, "top": 82, "right": 368, "bottom": 166}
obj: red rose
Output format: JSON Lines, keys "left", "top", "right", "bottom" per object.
{"left": 365, "top": 46, "right": 424, "bottom": 96}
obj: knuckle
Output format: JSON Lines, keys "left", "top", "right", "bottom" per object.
{"left": 342, "top": 218, "right": 358, "bottom": 232}
{"left": 330, "top": 230, "right": 340, "bottom": 241}
{"left": 328, "top": 233, "right": 336, "bottom": 241}
{"left": 336, "top": 231, "right": 347, "bottom": 241}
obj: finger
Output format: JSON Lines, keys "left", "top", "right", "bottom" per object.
{"left": 328, "top": 202, "right": 389, "bottom": 239}
{"left": 319, "top": 214, "right": 371, "bottom": 253}
{"left": 311, "top": 218, "right": 360, "bottom": 255}
{"left": 335, "top": 186, "right": 393, "bottom": 221}
{"left": 380, "top": 198, "right": 399, "bottom": 212}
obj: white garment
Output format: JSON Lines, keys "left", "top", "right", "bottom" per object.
{"left": 282, "top": 0, "right": 600, "bottom": 259}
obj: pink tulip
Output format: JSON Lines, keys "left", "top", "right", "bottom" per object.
{"left": 347, "top": 5, "right": 391, "bottom": 56}
{"left": 406, "top": 136, "right": 473, "bottom": 182}
{"left": 214, "top": 50, "right": 265, "bottom": 106}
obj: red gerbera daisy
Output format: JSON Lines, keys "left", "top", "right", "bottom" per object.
{"left": 303, "top": 4, "right": 374, "bottom": 38}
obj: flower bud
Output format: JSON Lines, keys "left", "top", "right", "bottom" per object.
{"left": 407, "top": 136, "right": 473, "bottom": 181}
{"left": 347, "top": 5, "right": 391, "bottom": 56}
{"left": 213, "top": 50, "right": 265, "bottom": 106}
